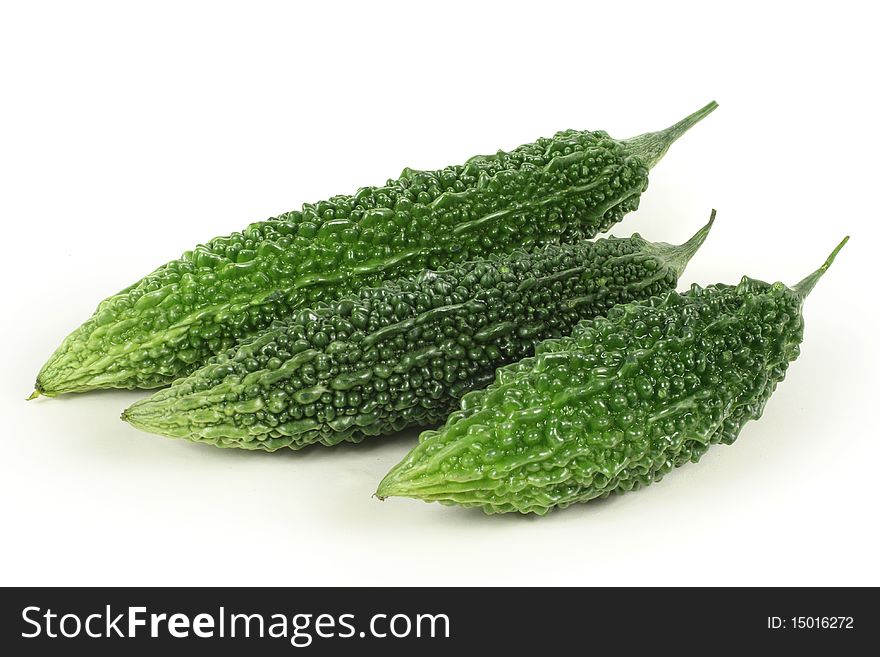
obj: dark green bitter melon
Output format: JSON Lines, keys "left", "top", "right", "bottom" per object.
{"left": 34, "top": 102, "right": 717, "bottom": 396}
{"left": 376, "top": 237, "right": 848, "bottom": 515}
{"left": 121, "top": 216, "right": 714, "bottom": 450}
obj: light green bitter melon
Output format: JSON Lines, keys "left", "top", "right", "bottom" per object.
{"left": 376, "top": 237, "right": 848, "bottom": 515}
{"left": 34, "top": 102, "right": 717, "bottom": 396}
{"left": 122, "top": 215, "right": 714, "bottom": 450}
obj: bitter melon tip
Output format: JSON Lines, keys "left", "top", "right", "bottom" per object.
{"left": 623, "top": 100, "right": 718, "bottom": 169}
{"left": 663, "top": 209, "right": 716, "bottom": 277}
{"left": 793, "top": 235, "right": 849, "bottom": 298}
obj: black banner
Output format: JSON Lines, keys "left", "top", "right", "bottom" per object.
{"left": 0, "top": 587, "right": 874, "bottom": 654}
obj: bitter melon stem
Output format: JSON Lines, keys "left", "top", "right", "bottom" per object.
{"left": 663, "top": 209, "right": 716, "bottom": 277}
{"left": 623, "top": 100, "right": 718, "bottom": 169}
{"left": 793, "top": 236, "right": 850, "bottom": 298}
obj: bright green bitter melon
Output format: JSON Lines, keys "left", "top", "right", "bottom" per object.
{"left": 34, "top": 102, "right": 717, "bottom": 396}
{"left": 376, "top": 237, "right": 848, "bottom": 515}
{"left": 122, "top": 216, "right": 714, "bottom": 450}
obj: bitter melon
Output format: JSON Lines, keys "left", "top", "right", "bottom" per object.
{"left": 122, "top": 216, "right": 714, "bottom": 450}
{"left": 34, "top": 102, "right": 717, "bottom": 396}
{"left": 376, "top": 237, "right": 848, "bottom": 515}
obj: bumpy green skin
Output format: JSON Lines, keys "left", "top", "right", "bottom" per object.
{"left": 35, "top": 103, "right": 717, "bottom": 395}
{"left": 377, "top": 244, "right": 844, "bottom": 514}
{"left": 122, "top": 220, "right": 712, "bottom": 450}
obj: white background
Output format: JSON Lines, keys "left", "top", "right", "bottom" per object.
{"left": 1, "top": 1, "right": 877, "bottom": 586}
